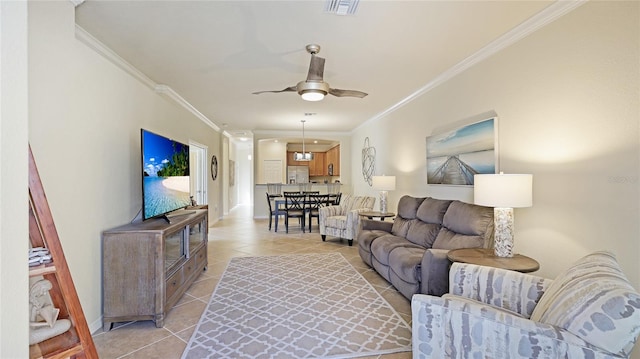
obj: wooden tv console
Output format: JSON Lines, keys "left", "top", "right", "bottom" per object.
{"left": 102, "top": 208, "right": 208, "bottom": 331}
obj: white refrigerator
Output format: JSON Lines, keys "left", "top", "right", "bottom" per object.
{"left": 287, "top": 166, "right": 309, "bottom": 184}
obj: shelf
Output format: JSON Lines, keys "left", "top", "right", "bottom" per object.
{"left": 28, "top": 263, "right": 57, "bottom": 277}
{"left": 28, "top": 145, "right": 98, "bottom": 358}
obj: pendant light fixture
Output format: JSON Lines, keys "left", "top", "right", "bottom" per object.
{"left": 294, "top": 119, "right": 314, "bottom": 161}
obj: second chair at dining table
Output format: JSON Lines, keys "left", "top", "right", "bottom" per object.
{"left": 282, "top": 193, "right": 307, "bottom": 233}
{"left": 306, "top": 193, "right": 331, "bottom": 232}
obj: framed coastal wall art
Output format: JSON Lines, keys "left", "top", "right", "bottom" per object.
{"left": 426, "top": 117, "right": 498, "bottom": 186}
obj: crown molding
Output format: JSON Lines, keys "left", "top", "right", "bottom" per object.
{"left": 69, "top": 0, "right": 85, "bottom": 7}
{"left": 356, "top": 0, "right": 587, "bottom": 132}
{"left": 75, "top": 25, "right": 220, "bottom": 132}
{"left": 154, "top": 85, "right": 220, "bottom": 132}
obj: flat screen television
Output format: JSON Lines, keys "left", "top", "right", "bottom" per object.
{"left": 141, "top": 129, "right": 191, "bottom": 221}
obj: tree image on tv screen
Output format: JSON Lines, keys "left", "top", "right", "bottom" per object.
{"left": 156, "top": 144, "right": 189, "bottom": 177}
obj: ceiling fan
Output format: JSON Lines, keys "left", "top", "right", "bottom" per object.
{"left": 252, "top": 44, "right": 368, "bottom": 101}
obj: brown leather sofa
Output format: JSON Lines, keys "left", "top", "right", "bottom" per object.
{"left": 358, "top": 195, "right": 494, "bottom": 299}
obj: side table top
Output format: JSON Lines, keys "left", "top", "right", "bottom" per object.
{"left": 359, "top": 211, "right": 396, "bottom": 219}
{"left": 447, "top": 248, "right": 540, "bottom": 273}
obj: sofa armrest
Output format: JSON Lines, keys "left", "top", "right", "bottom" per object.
{"left": 420, "top": 249, "right": 452, "bottom": 296}
{"left": 411, "top": 294, "right": 608, "bottom": 358}
{"left": 361, "top": 219, "right": 393, "bottom": 232}
{"left": 449, "top": 263, "right": 553, "bottom": 318}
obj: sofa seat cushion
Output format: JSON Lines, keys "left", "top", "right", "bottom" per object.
{"left": 358, "top": 230, "right": 389, "bottom": 251}
{"left": 530, "top": 251, "right": 640, "bottom": 356}
{"left": 358, "top": 229, "right": 390, "bottom": 266}
{"left": 388, "top": 246, "right": 426, "bottom": 284}
{"left": 324, "top": 215, "right": 347, "bottom": 229}
{"left": 370, "top": 235, "right": 422, "bottom": 266}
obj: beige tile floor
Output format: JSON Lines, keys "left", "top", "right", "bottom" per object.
{"left": 92, "top": 204, "right": 412, "bottom": 359}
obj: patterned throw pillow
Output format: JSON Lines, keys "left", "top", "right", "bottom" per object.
{"left": 530, "top": 251, "right": 640, "bottom": 356}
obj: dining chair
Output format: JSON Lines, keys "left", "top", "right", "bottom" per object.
{"left": 283, "top": 193, "right": 306, "bottom": 233}
{"left": 266, "top": 192, "right": 284, "bottom": 231}
{"left": 299, "top": 182, "right": 313, "bottom": 192}
{"left": 283, "top": 191, "right": 301, "bottom": 195}
{"left": 307, "top": 194, "right": 331, "bottom": 232}
{"left": 266, "top": 183, "right": 283, "bottom": 199}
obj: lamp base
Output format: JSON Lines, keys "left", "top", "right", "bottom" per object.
{"left": 379, "top": 191, "right": 389, "bottom": 214}
{"left": 493, "top": 207, "right": 514, "bottom": 257}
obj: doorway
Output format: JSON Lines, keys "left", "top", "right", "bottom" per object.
{"left": 189, "top": 141, "right": 208, "bottom": 206}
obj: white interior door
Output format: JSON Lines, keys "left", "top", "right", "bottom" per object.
{"left": 189, "top": 141, "right": 208, "bottom": 205}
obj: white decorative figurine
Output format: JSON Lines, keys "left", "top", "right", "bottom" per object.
{"left": 29, "top": 279, "right": 71, "bottom": 345}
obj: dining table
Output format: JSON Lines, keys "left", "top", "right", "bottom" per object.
{"left": 273, "top": 194, "right": 340, "bottom": 232}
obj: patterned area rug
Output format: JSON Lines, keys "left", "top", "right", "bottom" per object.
{"left": 182, "top": 253, "right": 412, "bottom": 359}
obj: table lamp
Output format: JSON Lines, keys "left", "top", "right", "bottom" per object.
{"left": 372, "top": 175, "right": 396, "bottom": 214}
{"left": 473, "top": 173, "right": 532, "bottom": 257}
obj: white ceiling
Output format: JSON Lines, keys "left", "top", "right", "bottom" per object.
{"left": 74, "top": 0, "right": 554, "bottom": 142}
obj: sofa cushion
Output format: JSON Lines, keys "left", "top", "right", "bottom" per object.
{"left": 370, "top": 235, "right": 422, "bottom": 266}
{"left": 405, "top": 220, "right": 441, "bottom": 248}
{"left": 388, "top": 246, "right": 425, "bottom": 284}
{"left": 396, "top": 195, "right": 426, "bottom": 220}
{"left": 441, "top": 200, "right": 493, "bottom": 236}
{"left": 416, "top": 197, "right": 451, "bottom": 225}
{"left": 530, "top": 251, "right": 640, "bottom": 355}
{"left": 391, "top": 217, "right": 413, "bottom": 238}
{"left": 432, "top": 201, "right": 493, "bottom": 249}
{"left": 431, "top": 227, "right": 484, "bottom": 250}
{"left": 358, "top": 229, "right": 389, "bottom": 266}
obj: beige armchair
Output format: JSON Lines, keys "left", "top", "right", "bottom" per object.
{"left": 412, "top": 251, "right": 640, "bottom": 358}
{"left": 319, "top": 194, "right": 375, "bottom": 246}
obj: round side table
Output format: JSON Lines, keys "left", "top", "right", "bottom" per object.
{"left": 447, "top": 248, "right": 539, "bottom": 273}
{"left": 358, "top": 211, "right": 395, "bottom": 221}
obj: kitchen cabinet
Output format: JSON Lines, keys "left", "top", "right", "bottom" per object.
{"left": 326, "top": 145, "right": 340, "bottom": 176}
{"left": 310, "top": 152, "right": 325, "bottom": 176}
{"left": 287, "top": 151, "right": 309, "bottom": 166}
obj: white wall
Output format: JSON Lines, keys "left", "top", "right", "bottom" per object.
{"left": 0, "top": 1, "right": 29, "bottom": 357}
{"left": 26, "top": 1, "right": 222, "bottom": 335}
{"left": 352, "top": 1, "right": 640, "bottom": 291}
{"left": 237, "top": 145, "right": 253, "bottom": 205}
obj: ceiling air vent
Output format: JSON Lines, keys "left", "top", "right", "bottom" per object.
{"left": 324, "top": 0, "right": 360, "bottom": 16}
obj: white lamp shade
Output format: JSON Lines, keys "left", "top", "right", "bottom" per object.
{"left": 474, "top": 173, "right": 532, "bottom": 208}
{"left": 372, "top": 176, "right": 396, "bottom": 191}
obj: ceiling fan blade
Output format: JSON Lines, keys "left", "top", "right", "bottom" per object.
{"left": 306, "top": 55, "right": 325, "bottom": 82}
{"left": 252, "top": 86, "right": 297, "bottom": 95}
{"left": 328, "top": 88, "right": 368, "bottom": 98}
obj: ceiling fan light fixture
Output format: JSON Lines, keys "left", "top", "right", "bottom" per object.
{"left": 301, "top": 90, "right": 325, "bottom": 102}
{"left": 297, "top": 81, "right": 329, "bottom": 101}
